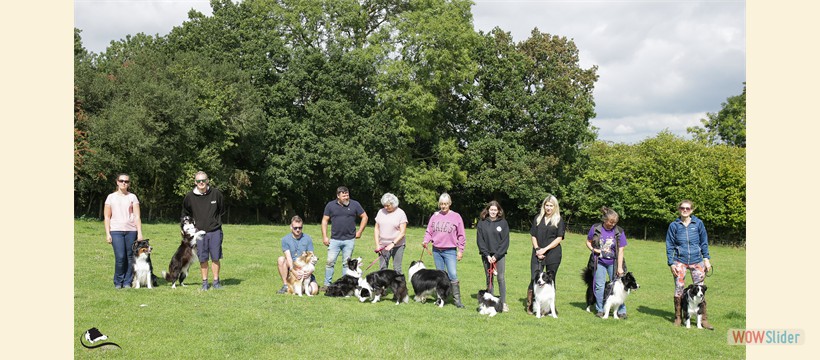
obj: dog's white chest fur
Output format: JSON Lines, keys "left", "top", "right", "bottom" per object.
{"left": 533, "top": 283, "right": 557, "bottom": 318}
{"left": 133, "top": 253, "right": 152, "bottom": 288}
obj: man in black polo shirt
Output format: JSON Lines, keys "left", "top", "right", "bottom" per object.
{"left": 321, "top": 186, "right": 368, "bottom": 288}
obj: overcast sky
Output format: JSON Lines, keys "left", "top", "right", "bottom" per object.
{"left": 74, "top": 0, "right": 746, "bottom": 144}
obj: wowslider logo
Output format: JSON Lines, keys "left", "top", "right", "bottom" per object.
{"left": 728, "top": 329, "right": 804, "bottom": 345}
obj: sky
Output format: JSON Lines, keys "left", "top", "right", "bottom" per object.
{"left": 74, "top": 0, "right": 746, "bottom": 144}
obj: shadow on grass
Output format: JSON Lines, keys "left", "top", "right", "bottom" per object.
{"left": 637, "top": 305, "right": 674, "bottom": 320}
{"left": 219, "top": 278, "right": 243, "bottom": 286}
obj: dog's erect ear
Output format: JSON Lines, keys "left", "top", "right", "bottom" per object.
{"left": 701, "top": 285, "right": 707, "bottom": 292}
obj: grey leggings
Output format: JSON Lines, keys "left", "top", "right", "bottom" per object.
{"left": 378, "top": 244, "right": 405, "bottom": 274}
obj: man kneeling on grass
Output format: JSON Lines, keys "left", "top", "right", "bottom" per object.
{"left": 276, "top": 216, "right": 319, "bottom": 295}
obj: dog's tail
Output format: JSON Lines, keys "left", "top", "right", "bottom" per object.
{"left": 580, "top": 266, "right": 594, "bottom": 286}
{"left": 162, "top": 270, "right": 176, "bottom": 283}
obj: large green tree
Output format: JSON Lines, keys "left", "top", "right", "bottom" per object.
{"left": 688, "top": 83, "right": 746, "bottom": 147}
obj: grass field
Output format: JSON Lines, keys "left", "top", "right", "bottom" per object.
{"left": 74, "top": 219, "right": 745, "bottom": 359}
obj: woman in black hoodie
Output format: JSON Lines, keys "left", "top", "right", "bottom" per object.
{"left": 476, "top": 200, "right": 511, "bottom": 312}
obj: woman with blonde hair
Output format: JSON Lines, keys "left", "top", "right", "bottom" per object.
{"left": 526, "top": 194, "right": 566, "bottom": 314}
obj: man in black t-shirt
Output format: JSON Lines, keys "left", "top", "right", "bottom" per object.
{"left": 320, "top": 186, "right": 368, "bottom": 288}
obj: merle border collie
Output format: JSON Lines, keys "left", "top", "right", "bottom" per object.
{"left": 407, "top": 261, "right": 451, "bottom": 307}
{"left": 681, "top": 284, "right": 707, "bottom": 329}
{"left": 355, "top": 269, "right": 409, "bottom": 304}
{"left": 162, "top": 216, "right": 204, "bottom": 288}
{"left": 132, "top": 239, "right": 158, "bottom": 288}
{"left": 477, "top": 289, "right": 504, "bottom": 317}
{"left": 602, "top": 272, "right": 640, "bottom": 319}
{"left": 324, "top": 257, "right": 363, "bottom": 297}
{"left": 533, "top": 269, "right": 557, "bottom": 318}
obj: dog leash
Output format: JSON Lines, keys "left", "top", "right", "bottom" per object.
{"left": 705, "top": 265, "right": 714, "bottom": 277}
{"left": 486, "top": 261, "right": 497, "bottom": 289}
{"left": 419, "top": 243, "right": 433, "bottom": 262}
{"left": 365, "top": 246, "right": 386, "bottom": 271}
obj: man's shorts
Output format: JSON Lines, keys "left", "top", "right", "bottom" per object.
{"left": 197, "top": 229, "right": 223, "bottom": 262}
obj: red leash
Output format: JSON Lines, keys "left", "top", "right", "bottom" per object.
{"left": 487, "top": 261, "right": 497, "bottom": 290}
{"left": 365, "top": 246, "right": 386, "bottom": 271}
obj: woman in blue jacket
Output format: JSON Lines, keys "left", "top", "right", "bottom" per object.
{"left": 666, "top": 199, "right": 714, "bottom": 329}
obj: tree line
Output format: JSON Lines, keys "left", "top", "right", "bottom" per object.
{"left": 74, "top": 0, "right": 745, "bottom": 244}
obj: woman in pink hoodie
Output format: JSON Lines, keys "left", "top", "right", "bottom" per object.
{"left": 423, "top": 193, "right": 467, "bottom": 308}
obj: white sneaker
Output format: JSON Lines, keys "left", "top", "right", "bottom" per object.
{"left": 503, "top": 303, "right": 509, "bottom": 312}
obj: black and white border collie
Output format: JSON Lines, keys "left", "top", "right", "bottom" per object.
{"left": 477, "top": 289, "right": 503, "bottom": 317}
{"left": 602, "top": 272, "right": 640, "bottom": 319}
{"left": 132, "top": 239, "right": 158, "bottom": 288}
{"left": 407, "top": 261, "right": 451, "bottom": 307}
{"left": 355, "top": 269, "right": 409, "bottom": 304}
{"left": 162, "top": 216, "right": 204, "bottom": 288}
{"left": 324, "top": 257, "right": 363, "bottom": 297}
{"left": 533, "top": 269, "right": 557, "bottom": 318}
{"left": 681, "top": 284, "right": 707, "bottom": 329}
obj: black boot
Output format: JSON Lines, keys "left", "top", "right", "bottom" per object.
{"left": 451, "top": 281, "right": 464, "bottom": 308}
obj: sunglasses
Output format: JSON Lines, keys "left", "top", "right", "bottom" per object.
{"left": 117, "top": 179, "right": 130, "bottom": 183}
{"left": 679, "top": 206, "right": 692, "bottom": 211}
{"left": 292, "top": 226, "right": 303, "bottom": 230}
{"left": 195, "top": 179, "right": 208, "bottom": 184}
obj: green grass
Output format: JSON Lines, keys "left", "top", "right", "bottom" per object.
{"left": 75, "top": 219, "right": 745, "bottom": 359}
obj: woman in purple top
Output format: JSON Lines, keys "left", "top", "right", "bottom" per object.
{"left": 103, "top": 173, "right": 143, "bottom": 289}
{"left": 585, "top": 207, "right": 627, "bottom": 318}
{"left": 422, "top": 193, "right": 466, "bottom": 308}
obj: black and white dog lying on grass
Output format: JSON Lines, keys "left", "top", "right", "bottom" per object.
{"left": 477, "top": 289, "right": 504, "bottom": 317}
{"left": 355, "top": 269, "right": 409, "bottom": 304}
{"left": 324, "top": 257, "right": 363, "bottom": 297}
{"left": 407, "top": 261, "right": 451, "bottom": 307}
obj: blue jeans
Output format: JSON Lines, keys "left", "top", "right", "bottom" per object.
{"left": 433, "top": 247, "right": 458, "bottom": 282}
{"left": 111, "top": 231, "right": 136, "bottom": 287}
{"left": 324, "top": 239, "right": 355, "bottom": 285}
{"left": 595, "top": 262, "right": 626, "bottom": 314}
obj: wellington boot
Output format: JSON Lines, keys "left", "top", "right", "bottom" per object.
{"left": 673, "top": 296, "right": 682, "bottom": 326}
{"left": 451, "top": 281, "right": 464, "bottom": 308}
{"left": 700, "top": 299, "right": 715, "bottom": 330}
{"left": 526, "top": 289, "right": 534, "bottom": 315}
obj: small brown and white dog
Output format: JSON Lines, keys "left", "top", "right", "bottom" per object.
{"left": 132, "top": 239, "right": 158, "bottom": 289}
{"left": 287, "top": 251, "right": 318, "bottom": 296}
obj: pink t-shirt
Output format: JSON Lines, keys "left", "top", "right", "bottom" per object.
{"left": 105, "top": 192, "right": 140, "bottom": 231}
{"left": 376, "top": 207, "right": 408, "bottom": 246}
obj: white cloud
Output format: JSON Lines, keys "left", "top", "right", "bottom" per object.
{"left": 593, "top": 112, "right": 707, "bottom": 144}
